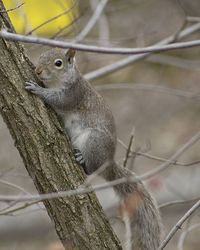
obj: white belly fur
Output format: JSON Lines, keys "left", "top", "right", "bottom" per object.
{"left": 64, "top": 113, "right": 90, "bottom": 150}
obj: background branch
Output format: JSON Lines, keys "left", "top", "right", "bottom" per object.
{"left": 85, "top": 22, "right": 200, "bottom": 80}
{"left": 159, "top": 200, "right": 200, "bottom": 249}
{"left": 74, "top": 0, "right": 108, "bottom": 43}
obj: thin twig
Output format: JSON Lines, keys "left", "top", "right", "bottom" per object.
{"left": 123, "top": 127, "right": 135, "bottom": 167}
{"left": 141, "top": 130, "right": 200, "bottom": 180}
{"left": 173, "top": 18, "right": 188, "bottom": 42}
{"left": 158, "top": 200, "right": 200, "bottom": 249}
{"left": 0, "top": 200, "right": 41, "bottom": 216}
{"left": 147, "top": 54, "right": 200, "bottom": 71}
{"left": 0, "top": 180, "right": 35, "bottom": 213}
{"left": 159, "top": 197, "right": 200, "bottom": 209}
{"left": 50, "top": 8, "right": 86, "bottom": 39}
{"left": 117, "top": 132, "right": 200, "bottom": 167}
{"left": 0, "top": 2, "right": 24, "bottom": 14}
{"left": 96, "top": 83, "right": 200, "bottom": 99}
{"left": 26, "top": 0, "right": 78, "bottom": 35}
{"left": 127, "top": 146, "right": 140, "bottom": 171}
{"left": 0, "top": 179, "right": 31, "bottom": 195}
{"left": 28, "top": 6, "right": 87, "bottom": 52}
{"left": 0, "top": 197, "right": 22, "bottom": 213}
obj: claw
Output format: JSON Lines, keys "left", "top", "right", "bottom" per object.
{"left": 25, "top": 80, "right": 40, "bottom": 93}
{"left": 73, "top": 148, "right": 86, "bottom": 167}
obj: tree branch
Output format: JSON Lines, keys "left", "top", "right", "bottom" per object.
{"left": 1, "top": 26, "right": 200, "bottom": 54}
{"left": 158, "top": 200, "right": 200, "bottom": 249}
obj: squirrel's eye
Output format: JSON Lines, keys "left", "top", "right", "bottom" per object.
{"left": 54, "top": 59, "right": 63, "bottom": 68}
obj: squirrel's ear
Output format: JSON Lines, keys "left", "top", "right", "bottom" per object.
{"left": 66, "top": 48, "right": 76, "bottom": 59}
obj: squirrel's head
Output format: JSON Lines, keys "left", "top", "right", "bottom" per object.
{"left": 35, "top": 48, "right": 78, "bottom": 88}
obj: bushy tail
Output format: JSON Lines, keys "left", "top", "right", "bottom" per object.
{"left": 102, "top": 161, "right": 163, "bottom": 250}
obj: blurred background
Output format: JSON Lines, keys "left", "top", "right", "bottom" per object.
{"left": 1, "top": 0, "right": 200, "bottom": 249}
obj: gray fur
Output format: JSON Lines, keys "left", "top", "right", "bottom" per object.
{"left": 25, "top": 48, "right": 162, "bottom": 249}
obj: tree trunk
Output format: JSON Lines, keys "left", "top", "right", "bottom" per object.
{"left": 0, "top": 2, "right": 121, "bottom": 250}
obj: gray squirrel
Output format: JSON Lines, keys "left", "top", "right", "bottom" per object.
{"left": 25, "top": 48, "right": 162, "bottom": 250}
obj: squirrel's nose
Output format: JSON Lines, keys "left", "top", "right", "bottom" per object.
{"left": 35, "top": 66, "right": 43, "bottom": 75}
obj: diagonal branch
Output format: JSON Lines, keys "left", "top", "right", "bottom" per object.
{"left": 0, "top": 129, "right": 199, "bottom": 204}
{"left": 158, "top": 200, "right": 200, "bottom": 250}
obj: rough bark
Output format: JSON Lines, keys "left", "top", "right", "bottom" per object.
{"left": 0, "top": 2, "right": 121, "bottom": 250}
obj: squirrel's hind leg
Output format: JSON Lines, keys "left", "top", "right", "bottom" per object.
{"left": 73, "top": 129, "right": 115, "bottom": 175}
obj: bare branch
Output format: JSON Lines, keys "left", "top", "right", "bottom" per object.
{"left": 141, "top": 130, "right": 200, "bottom": 180}
{"left": 2, "top": 27, "right": 200, "bottom": 55}
{"left": 0, "top": 2, "right": 24, "bottom": 13}
{"left": 90, "top": 0, "right": 110, "bottom": 46}
{"left": 173, "top": 18, "right": 188, "bottom": 42}
{"left": 147, "top": 54, "right": 200, "bottom": 71}
{"left": 158, "top": 200, "right": 200, "bottom": 250}
{"left": 159, "top": 197, "right": 200, "bottom": 209}
{"left": 123, "top": 127, "right": 135, "bottom": 168}
{"left": 0, "top": 180, "right": 41, "bottom": 214}
{"left": 50, "top": 8, "right": 86, "bottom": 39}
{"left": 0, "top": 201, "right": 41, "bottom": 216}
{"left": 117, "top": 134, "right": 200, "bottom": 167}
{"left": 74, "top": 0, "right": 108, "bottom": 43}
{"left": 26, "top": 0, "right": 78, "bottom": 35}
{"left": 96, "top": 83, "right": 200, "bottom": 99}
{"left": 0, "top": 176, "right": 132, "bottom": 203}
{"left": 85, "top": 22, "right": 200, "bottom": 80}
{"left": 0, "top": 179, "right": 31, "bottom": 195}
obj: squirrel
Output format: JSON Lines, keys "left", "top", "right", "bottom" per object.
{"left": 25, "top": 48, "right": 162, "bottom": 250}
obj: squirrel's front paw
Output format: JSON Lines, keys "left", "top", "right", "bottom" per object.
{"left": 25, "top": 80, "right": 41, "bottom": 94}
